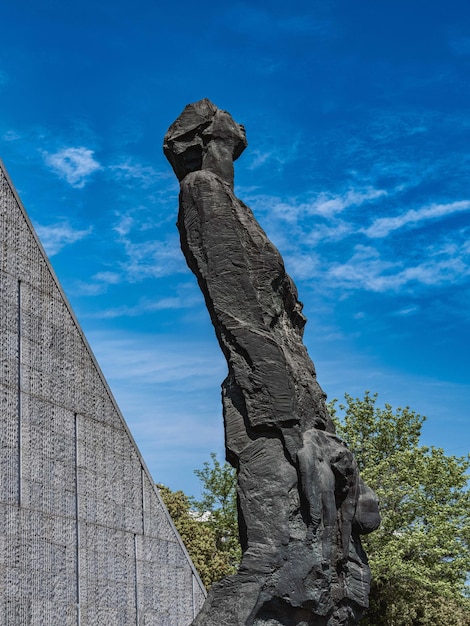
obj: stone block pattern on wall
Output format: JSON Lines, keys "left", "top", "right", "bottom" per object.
{"left": 0, "top": 161, "right": 206, "bottom": 626}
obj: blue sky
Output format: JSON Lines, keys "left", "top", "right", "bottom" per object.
{"left": 1, "top": 0, "right": 469, "bottom": 496}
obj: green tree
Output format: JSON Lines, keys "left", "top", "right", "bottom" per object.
{"left": 157, "top": 484, "right": 235, "bottom": 588}
{"left": 329, "top": 392, "right": 470, "bottom": 626}
{"left": 192, "top": 452, "right": 241, "bottom": 572}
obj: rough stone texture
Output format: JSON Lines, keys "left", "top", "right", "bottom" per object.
{"left": 0, "top": 160, "right": 205, "bottom": 626}
{"left": 164, "top": 99, "right": 380, "bottom": 626}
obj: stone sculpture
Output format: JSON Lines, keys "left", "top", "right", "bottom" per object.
{"left": 164, "top": 99, "right": 380, "bottom": 626}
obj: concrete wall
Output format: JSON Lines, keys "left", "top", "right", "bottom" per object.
{"left": 0, "top": 161, "right": 206, "bottom": 625}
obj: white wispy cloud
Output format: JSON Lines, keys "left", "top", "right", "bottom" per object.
{"left": 2, "top": 130, "right": 20, "bottom": 142}
{"left": 118, "top": 236, "right": 187, "bottom": 281}
{"left": 263, "top": 198, "right": 303, "bottom": 224}
{"left": 114, "top": 214, "right": 134, "bottom": 236}
{"left": 109, "top": 160, "right": 169, "bottom": 188}
{"left": 327, "top": 245, "right": 397, "bottom": 291}
{"left": 94, "top": 294, "right": 201, "bottom": 319}
{"left": 310, "top": 187, "right": 387, "bottom": 217}
{"left": 305, "top": 221, "right": 353, "bottom": 245}
{"left": 72, "top": 271, "right": 122, "bottom": 296}
{"left": 327, "top": 239, "right": 470, "bottom": 292}
{"left": 93, "top": 271, "right": 122, "bottom": 284}
{"left": 246, "top": 134, "right": 300, "bottom": 171}
{"left": 248, "top": 150, "right": 273, "bottom": 170}
{"left": 71, "top": 281, "right": 108, "bottom": 296}
{"left": 283, "top": 252, "right": 320, "bottom": 281}
{"left": 44, "top": 147, "right": 101, "bottom": 188}
{"left": 366, "top": 109, "right": 434, "bottom": 144}
{"left": 364, "top": 200, "right": 470, "bottom": 238}
{"left": 34, "top": 222, "right": 93, "bottom": 256}
{"left": 112, "top": 202, "right": 177, "bottom": 239}
{"left": 89, "top": 332, "right": 224, "bottom": 388}
{"left": 393, "top": 306, "right": 419, "bottom": 316}
{"left": 249, "top": 186, "right": 387, "bottom": 224}
{"left": 71, "top": 236, "right": 189, "bottom": 296}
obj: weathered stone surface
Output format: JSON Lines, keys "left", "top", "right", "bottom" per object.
{"left": 164, "top": 99, "right": 380, "bottom": 625}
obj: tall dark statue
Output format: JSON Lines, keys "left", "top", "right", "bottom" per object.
{"left": 164, "top": 99, "right": 380, "bottom": 626}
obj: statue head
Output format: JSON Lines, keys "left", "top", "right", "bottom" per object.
{"left": 163, "top": 98, "right": 247, "bottom": 186}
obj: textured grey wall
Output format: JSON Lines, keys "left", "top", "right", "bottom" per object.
{"left": 0, "top": 161, "right": 206, "bottom": 625}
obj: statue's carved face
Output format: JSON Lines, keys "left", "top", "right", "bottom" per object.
{"left": 164, "top": 100, "right": 247, "bottom": 183}
{"left": 205, "top": 109, "right": 247, "bottom": 159}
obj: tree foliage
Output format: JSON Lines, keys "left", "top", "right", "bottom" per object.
{"left": 192, "top": 452, "right": 241, "bottom": 572}
{"left": 157, "top": 483, "right": 235, "bottom": 588}
{"left": 329, "top": 391, "right": 470, "bottom": 625}
{"left": 157, "top": 453, "right": 240, "bottom": 589}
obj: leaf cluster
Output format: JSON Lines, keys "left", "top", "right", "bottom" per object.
{"left": 192, "top": 452, "right": 241, "bottom": 572}
{"left": 330, "top": 392, "right": 470, "bottom": 625}
{"left": 157, "top": 483, "right": 236, "bottom": 589}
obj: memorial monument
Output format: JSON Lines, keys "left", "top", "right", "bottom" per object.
{"left": 0, "top": 160, "right": 205, "bottom": 625}
{"left": 164, "top": 99, "right": 380, "bottom": 625}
